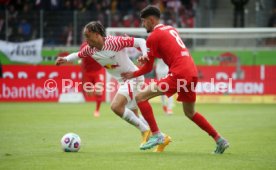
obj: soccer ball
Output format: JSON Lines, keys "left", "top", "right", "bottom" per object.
{"left": 60, "top": 133, "right": 81, "bottom": 152}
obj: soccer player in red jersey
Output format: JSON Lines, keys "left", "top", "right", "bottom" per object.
{"left": 121, "top": 5, "right": 229, "bottom": 154}
{"left": 80, "top": 41, "right": 105, "bottom": 117}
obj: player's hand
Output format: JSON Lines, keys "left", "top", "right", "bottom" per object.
{"left": 121, "top": 71, "right": 134, "bottom": 81}
{"left": 137, "top": 55, "right": 149, "bottom": 65}
{"left": 55, "top": 57, "right": 67, "bottom": 66}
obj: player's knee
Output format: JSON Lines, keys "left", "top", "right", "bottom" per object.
{"left": 110, "top": 104, "right": 118, "bottom": 113}
{"left": 111, "top": 104, "right": 123, "bottom": 116}
{"left": 183, "top": 109, "right": 195, "bottom": 119}
{"left": 135, "top": 93, "right": 144, "bottom": 103}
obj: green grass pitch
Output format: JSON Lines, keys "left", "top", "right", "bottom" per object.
{"left": 0, "top": 102, "right": 276, "bottom": 170}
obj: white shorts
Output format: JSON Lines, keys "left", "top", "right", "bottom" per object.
{"left": 117, "top": 77, "right": 144, "bottom": 110}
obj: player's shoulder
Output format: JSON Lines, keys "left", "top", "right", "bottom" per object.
{"left": 79, "top": 43, "right": 97, "bottom": 57}
{"left": 80, "top": 41, "right": 88, "bottom": 50}
{"left": 155, "top": 24, "right": 176, "bottom": 33}
{"left": 105, "top": 35, "right": 116, "bottom": 40}
{"left": 105, "top": 35, "right": 133, "bottom": 42}
{"left": 105, "top": 35, "right": 125, "bottom": 40}
{"left": 147, "top": 28, "right": 162, "bottom": 42}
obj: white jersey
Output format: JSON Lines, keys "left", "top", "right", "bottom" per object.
{"left": 78, "top": 36, "right": 143, "bottom": 83}
{"left": 156, "top": 59, "right": 169, "bottom": 79}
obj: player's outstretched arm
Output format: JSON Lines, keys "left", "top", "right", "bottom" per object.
{"left": 133, "top": 38, "right": 149, "bottom": 61}
{"left": 137, "top": 56, "right": 149, "bottom": 65}
{"left": 55, "top": 57, "right": 67, "bottom": 66}
{"left": 55, "top": 52, "right": 79, "bottom": 66}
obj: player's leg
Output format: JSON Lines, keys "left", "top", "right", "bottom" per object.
{"left": 82, "top": 73, "right": 103, "bottom": 117}
{"left": 93, "top": 73, "right": 105, "bottom": 117}
{"left": 129, "top": 108, "right": 151, "bottom": 147}
{"left": 128, "top": 97, "right": 149, "bottom": 127}
{"left": 136, "top": 82, "right": 172, "bottom": 150}
{"left": 111, "top": 93, "right": 149, "bottom": 134}
{"left": 93, "top": 89, "right": 103, "bottom": 117}
{"left": 182, "top": 102, "right": 229, "bottom": 154}
{"left": 182, "top": 102, "right": 220, "bottom": 139}
{"left": 161, "top": 95, "right": 168, "bottom": 113}
{"left": 156, "top": 66, "right": 168, "bottom": 114}
{"left": 166, "top": 96, "right": 174, "bottom": 115}
{"left": 82, "top": 75, "right": 97, "bottom": 117}
{"left": 136, "top": 82, "right": 163, "bottom": 134}
{"left": 130, "top": 108, "right": 149, "bottom": 127}
{"left": 178, "top": 77, "right": 229, "bottom": 154}
{"left": 138, "top": 113, "right": 149, "bottom": 127}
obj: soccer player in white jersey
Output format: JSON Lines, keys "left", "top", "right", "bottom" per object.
{"left": 155, "top": 59, "right": 174, "bottom": 115}
{"left": 55, "top": 21, "right": 164, "bottom": 149}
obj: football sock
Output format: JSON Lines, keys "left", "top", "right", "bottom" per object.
{"left": 139, "top": 115, "right": 149, "bottom": 126}
{"left": 167, "top": 96, "right": 174, "bottom": 110}
{"left": 192, "top": 112, "right": 220, "bottom": 142}
{"left": 137, "top": 100, "right": 160, "bottom": 134}
{"left": 95, "top": 95, "right": 102, "bottom": 112}
{"left": 122, "top": 108, "right": 149, "bottom": 132}
{"left": 161, "top": 95, "right": 166, "bottom": 106}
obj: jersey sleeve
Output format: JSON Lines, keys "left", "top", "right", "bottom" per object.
{"left": 132, "top": 36, "right": 156, "bottom": 77}
{"left": 116, "top": 36, "right": 134, "bottom": 49}
{"left": 78, "top": 45, "right": 92, "bottom": 58}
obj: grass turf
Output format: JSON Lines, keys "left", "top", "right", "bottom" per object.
{"left": 0, "top": 102, "right": 276, "bottom": 170}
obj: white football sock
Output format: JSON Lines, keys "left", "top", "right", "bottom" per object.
{"left": 139, "top": 115, "right": 149, "bottom": 127}
{"left": 122, "top": 108, "right": 149, "bottom": 132}
{"left": 161, "top": 95, "right": 166, "bottom": 106}
{"left": 167, "top": 96, "right": 174, "bottom": 110}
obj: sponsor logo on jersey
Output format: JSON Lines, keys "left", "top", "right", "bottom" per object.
{"left": 104, "top": 64, "right": 119, "bottom": 69}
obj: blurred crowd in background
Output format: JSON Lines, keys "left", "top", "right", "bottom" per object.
{"left": 0, "top": 0, "right": 275, "bottom": 46}
{"left": 0, "top": 0, "right": 196, "bottom": 44}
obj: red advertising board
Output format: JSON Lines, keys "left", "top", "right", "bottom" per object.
{"left": 2, "top": 65, "right": 82, "bottom": 79}
{"left": 196, "top": 66, "right": 276, "bottom": 95}
{"left": 0, "top": 65, "right": 105, "bottom": 102}
{"left": 0, "top": 65, "right": 276, "bottom": 102}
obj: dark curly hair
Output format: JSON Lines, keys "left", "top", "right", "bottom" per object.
{"left": 140, "top": 5, "right": 161, "bottom": 19}
{"left": 84, "top": 21, "right": 106, "bottom": 37}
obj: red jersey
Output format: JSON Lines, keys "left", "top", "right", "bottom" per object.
{"left": 134, "top": 24, "right": 197, "bottom": 78}
{"left": 80, "top": 42, "right": 104, "bottom": 74}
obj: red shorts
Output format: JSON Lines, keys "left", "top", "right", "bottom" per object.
{"left": 83, "top": 73, "right": 104, "bottom": 84}
{"left": 157, "top": 73, "right": 198, "bottom": 102}
{"left": 82, "top": 72, "right": 104, "bottom": 93}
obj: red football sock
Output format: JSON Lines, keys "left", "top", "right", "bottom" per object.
{"left": 192, "top": 112, "right": 220, "bottom": 142}
{"left": 95, "top": 95, "right": 102, "bottom": 112}
{"left": 137, "top": 100, "right": 159, "bottom": 134}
